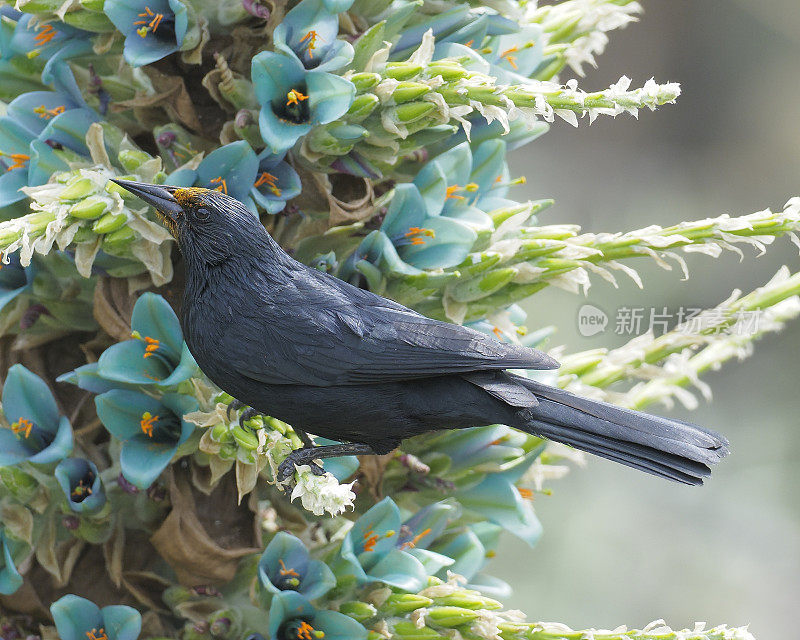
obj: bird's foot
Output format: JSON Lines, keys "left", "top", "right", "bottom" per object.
{"left": 277, "top": 448, "right": 326, "bottom": 484}
{"left": 226, "top": 400, "right": 261, "bottom": 430}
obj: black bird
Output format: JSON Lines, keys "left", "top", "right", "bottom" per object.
{"left": 113, "top": 180, "right": 730, "bottom": 485}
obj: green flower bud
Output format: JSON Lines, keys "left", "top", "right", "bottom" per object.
{"left": 349, "top": 72, "right": 381, "bottom": 91}
{"left": 384, "top": 63, "right": 423, "bottom": 80}
{"left": 425, "top": 606, "right": 480, "bottom": 627}
{"left": 72, "top": 227, "right": 97, "bottom": 244}
{"left": 394, "top": 102, "right": 436, "bottom": 123}
{"left": 210, "top": 423, "right": 233, "bottom": 443}
{"left": 102, "top": 226, "right": 136, "bottom": 249}
{"left": 59, "top": 178, "right": 96, "bottom": 202}
{"left": 338, "top": 601, "right": 377, "bottom": 622}
{"left": 231, "top": 425, "right": 259, "bottom": 450}
{"left": 92, "top": 212, "right": 128, "bottom": 234}
{"left": 105, "top": 176, "right": 138, "bottom": 198}
{"left": 61, "top": 10, "right": 115, "bottom": 32}
{"left": 347, "top": 94, "right": 380, "bottom": 121}
{"left": 118, "top": 149, "right": 152, "bottom": 173}
{"left": 69, "top": 196, "right": 110, "bottom": 219}
{"left": 391, "top": 621, "right": 446, "bottom": 640}
{"left": 381, "top": 593, "right": 433, "bottom": 615}
{"left": 431, "top": 592, "right": 502, "bottom": 610}
{"left": 391, "top": 82, "right": 431, "bottom": 104}
{"left": 449, "top": 267, "right": 518, "bottom": 302}
{"left": 426, "top": 63, "right": 467, "bottom": 81}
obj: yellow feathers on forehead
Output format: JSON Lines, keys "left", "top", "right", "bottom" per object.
{"left": 173, "top": 187, "right": 213, "bottom": 208}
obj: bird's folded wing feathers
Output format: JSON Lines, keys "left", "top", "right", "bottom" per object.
{"left": 227, "top": 270, "right": 558, "bottom": 387}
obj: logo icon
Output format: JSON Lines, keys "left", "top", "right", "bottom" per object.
{"left": 577, "top": 304, "right": 608, "bottom": 337}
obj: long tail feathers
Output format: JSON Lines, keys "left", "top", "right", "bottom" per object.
{"left": 512, "top": 377, "right": 730, "bottom": 485}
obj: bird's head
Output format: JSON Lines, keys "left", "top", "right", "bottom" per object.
{"left": 111, "top": 179, "right": 266, "bottom": 267}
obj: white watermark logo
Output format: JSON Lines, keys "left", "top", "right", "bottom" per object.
{"left": 577, "top": 304, "right": 608, "bottom": 337}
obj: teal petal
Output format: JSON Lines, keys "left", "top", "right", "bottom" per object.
{"left": 398, "top": 215, "right": 476, "bottom": 269}
{"left": 411, "top": 162, "right": 447, "bottom": 216}
{"left": 273, "top": 0, "right": 341, "bottom": 70}
{"left": 322, "top": 0, "right": 353, "bottom": 11}
{"left": 456, "top": 474, "right": 543, "bottom": 545}
{"left": 51, "top": 595, "right": 104, "bottom": 640}
{"left": 28, "top": 139, "right": 71, "bottom": 187}
{"left": 381, "top": 184, "right": 428, "bottom": 240}
{"left": 252, "top": 50, "right": 306, "bottom": 105}
{"left": 268, "top": 591, "right": 314, "bottom": 639}
{"left": 432, "top": 529, "right": 485, "bottom": 581}
{"left": 315, "top": 437, "right": 358, "bottom": 480}
{"left": 312, "top": 610, "right": 367, "bottom": 640}
{"left": 400, "top": 500, "right": 460, "bottom": 549}
{"left": 349, "top": 496, "right": 402, "bottom": 562}
{"left": 54, "top": 458, "right": 106, "bottom": 514}
{"left": 0, "top": 430, "right": 37, "bottom": 466}
{"left": 101, "top": 604, "right": 142, "bottom": 640}
{"left": 95, "top": 389, "right": 163, "bottom": 441}
{"left": 2, "top": 364, "right": 59, "bottom": 433}
{"left": 57, "top": 363, "right": 132, "bottom": 394}
{"left": 0, "top": 168, "right": 28, "bottom": 208}
{"left": 166, "top": 167, "right": 198, "bottom": 186}
{"left": 131, "top": 292, "right": 183, "bottom": 359}
{"left": 120, "top": 434, "right": 176, "bottom": 489}
{"left": 306, "top": 71, "right": 354, "bottom": 125}
{"left": 469, "top": 138, "right": 508, "bottom": 195}
{"left": 467, "top": 573, "right": 511, "bottom": 599}
{"left": 28, "top": 415, "right": 73, "bottom": 465}
{"left": 366, "top": 548, "right": 427, "bottom": 591}
{"left": 0, "top": 534, "right": 23, "bottom": 595}
{"left": 97, "top": 339, "right": 175, "bottom": 386}
{"left": 406, "top": 547, "right": 454, "bottom": 575}
{"left": 6, "top": 90, "right": 82, "bottom": 138}
{"left": 258, "top": 107, "right": 310, "bottom": 155}
{"left": 197, "top": 141, "right": 259, "bottom": 203}
{"left": 38, "top": 109, "right": 97, "bottom": 155}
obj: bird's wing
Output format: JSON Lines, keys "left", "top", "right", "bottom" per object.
{"left": 226, "top": 266, "right": 558, "bottom": 387}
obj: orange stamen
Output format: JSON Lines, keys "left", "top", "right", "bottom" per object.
{"left": 518, "top": 487, "right": 534, "bottom": 500}
{"left": 0, "top": 151, "right": 30, "bottom": 171}
{"left": 278, "top": 559, "right": 300, "bottom": 578}
{"left": 33, "top": 104, "right": 66, "bottom": 119}
{"left": 11, "top": 418, "right": 33, "bottom": 439}
{"left": 209, "top": 176, "right": 228, "bottom": 194}
{"left": 400, "top": 528, "right": 431, "bottom": 550}
{"left": 299, "top": 30, "right": 321, "bottom": 59}
{"left": 296, "top": 621, "right": 322, "bottom": 640}
{"left": 492, "top": 326, "right": 504, "bottom": 340}
{"left": 445, "top": 184, "right": 465, "bottom": 200}
{"left": 286, "top": 89, "right": 309, "bottom": 107}
{"left": 403, "top": 226, "right": 435, "bottom": 246}
{"left": 362, "top": 528, "right": 380, "bottom": 552}
{"left": 464, "top": 39, "right": 474, "bottom": 48}
{"left": 254, "top": 171, "right": 281, "bottom": 196}
{"left": 34, "top": 24, "right": 57, "bottom": 47}
{"left": 500, "top": 46, "right": 519, "bottom": 69}
{"left": 142, "top": 336, "right": 160, "bottom": 359}
{"left": 140, "top": 412, "right": 158, "bottom": 438}
{"left": 86, "top": 629, "right": 108, "bottom": 640}
{"left": 135, "top": 7, "right": 165, "bottom": 38}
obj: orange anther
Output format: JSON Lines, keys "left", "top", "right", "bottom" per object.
{"left": 286, "top": 89, "right": 309, "bottom": 107}
{"left": 11, "top": 418, "right": 33, "bottom": 439}
{"left": 254, "top": 171, "right": 282, "bottom": 196}
{"left": 140, "top": 412, "right": 158, "bottom": 438}
{"left": 210, "top": 176, "right": 228, "bottom": 195}
{"left": 400, "top": 528, "right": 431, "bottom": 550}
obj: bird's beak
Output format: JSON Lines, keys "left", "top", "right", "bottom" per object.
{"left": 110, "top": 179, "right": 184, "bottom": 222}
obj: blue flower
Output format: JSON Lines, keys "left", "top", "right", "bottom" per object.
{"left": 336, "top": 497, "right": 437, "bottom": 591}
{"left": 0, "top": 531, "right": 24, "bottom": 595}
{"left": 251, "top": 151, "right": 302, "bottom": 214}
{"left": 0, "top": 364, "right": 73, "bottom": 466}
{"left": 0, "top": 92, "right": 98, "bottom": 210}
{"left": 94, "top": 390, "right": 198, "bottom": 489}
{"left": 252, "top": 51, "right": 354, "bottom": 154}
{"left": 0, "top": 253, "right": 34, "bottom": 314}
{"left": 268, "top": 591, "right": 366, "bottom": 640}
{"left": 413, "top": 139, "right": 516, "bottom": 230}
{"left": 378, "top": 183, "right": 477, "bottom": 270}
{"left": 96, "top": 292, "right": 197, "bottom": 389}
{"left": 257, "top": 532, "right": 336, "bottom": 601}
{"left": 273, "top": 0, "right": 354, "bottom": 72}
{"left": 104, "top": 0, "right": 190, "bottom": 66}
{"left": 54, "top": 458, "right": 107, "bottom": 515}
{"left": 169, "top": 141, "right": 262, "bottom": 213}
{"left": 51, "top": 595, "right": 142, "bottom": 640}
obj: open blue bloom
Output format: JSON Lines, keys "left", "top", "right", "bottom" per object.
{"left": 251, "top": 150, "right": 302, "bottom": 214}
{"left": 390, "top": 6, "right": 517, "bottom": 61}
{"left": 0, "top": 364, "right": 73, "bottom": 466}
{"left": 413, "top": 139, "right": 515, "bottom": 231}
{"left": 268, "top": 591, "right": 366, "bottom": 640}
{"left": 55, "top": 458, "right": 107, "bottom": 515}
{"left": 321, "top": 0, "right": 353, "bottom": 12}
{"left": 258, "top": 532, "right": 336, "bottom": 601}
{"left": 96, "top": 292, "right": 197, "bottom": 389}
{"left": 378, "top": 183, "right": 477, "bottom": 270}
{"left": 51, "top": 595, "right": 142, "bottom": 640}
{"left": 1, "top": 15, "right": 93, "bottom": 100}
{"left": 104, "top": 0, "right": 189, "bottom": 66}
{"left": 252, "top": 51, "right": 354, "bottom": 154}
{"left": 0, "top": 531, "right": 24, "bottom": 595}
{"left": 0, "top": 93, "right": 98, "bottom": 209}
{"left": 336, "top": 497, "right": 431, "bottom": 591}
{"left": 0, "top": 253, "right": 34, "bottom": 314}
{"left": 273, "top": 0, "right": 354, "bottom": 72}
{"left": 95, "top": 390, "right": 197, "bottom": 489}
{"left": 168, "top": 141, "right": 261, "bottom": 213}
{"left": 483, "top": 25, "right": 545, "bottom": 83}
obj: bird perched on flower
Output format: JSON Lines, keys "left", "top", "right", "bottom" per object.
{"left": 113, "top": 180, "right": 730, "bottom": 486}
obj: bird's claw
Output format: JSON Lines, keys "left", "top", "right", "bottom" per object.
{"left": 277, "top": 449, "right": 326, "bottom": 495}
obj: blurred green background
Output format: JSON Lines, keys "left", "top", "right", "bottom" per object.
{"left": 493, "top": 2, "right": 800, "bottom": 638}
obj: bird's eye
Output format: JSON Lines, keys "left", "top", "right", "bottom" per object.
{"left": 194, "top": 208, "right": 211, "bottom": 222}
